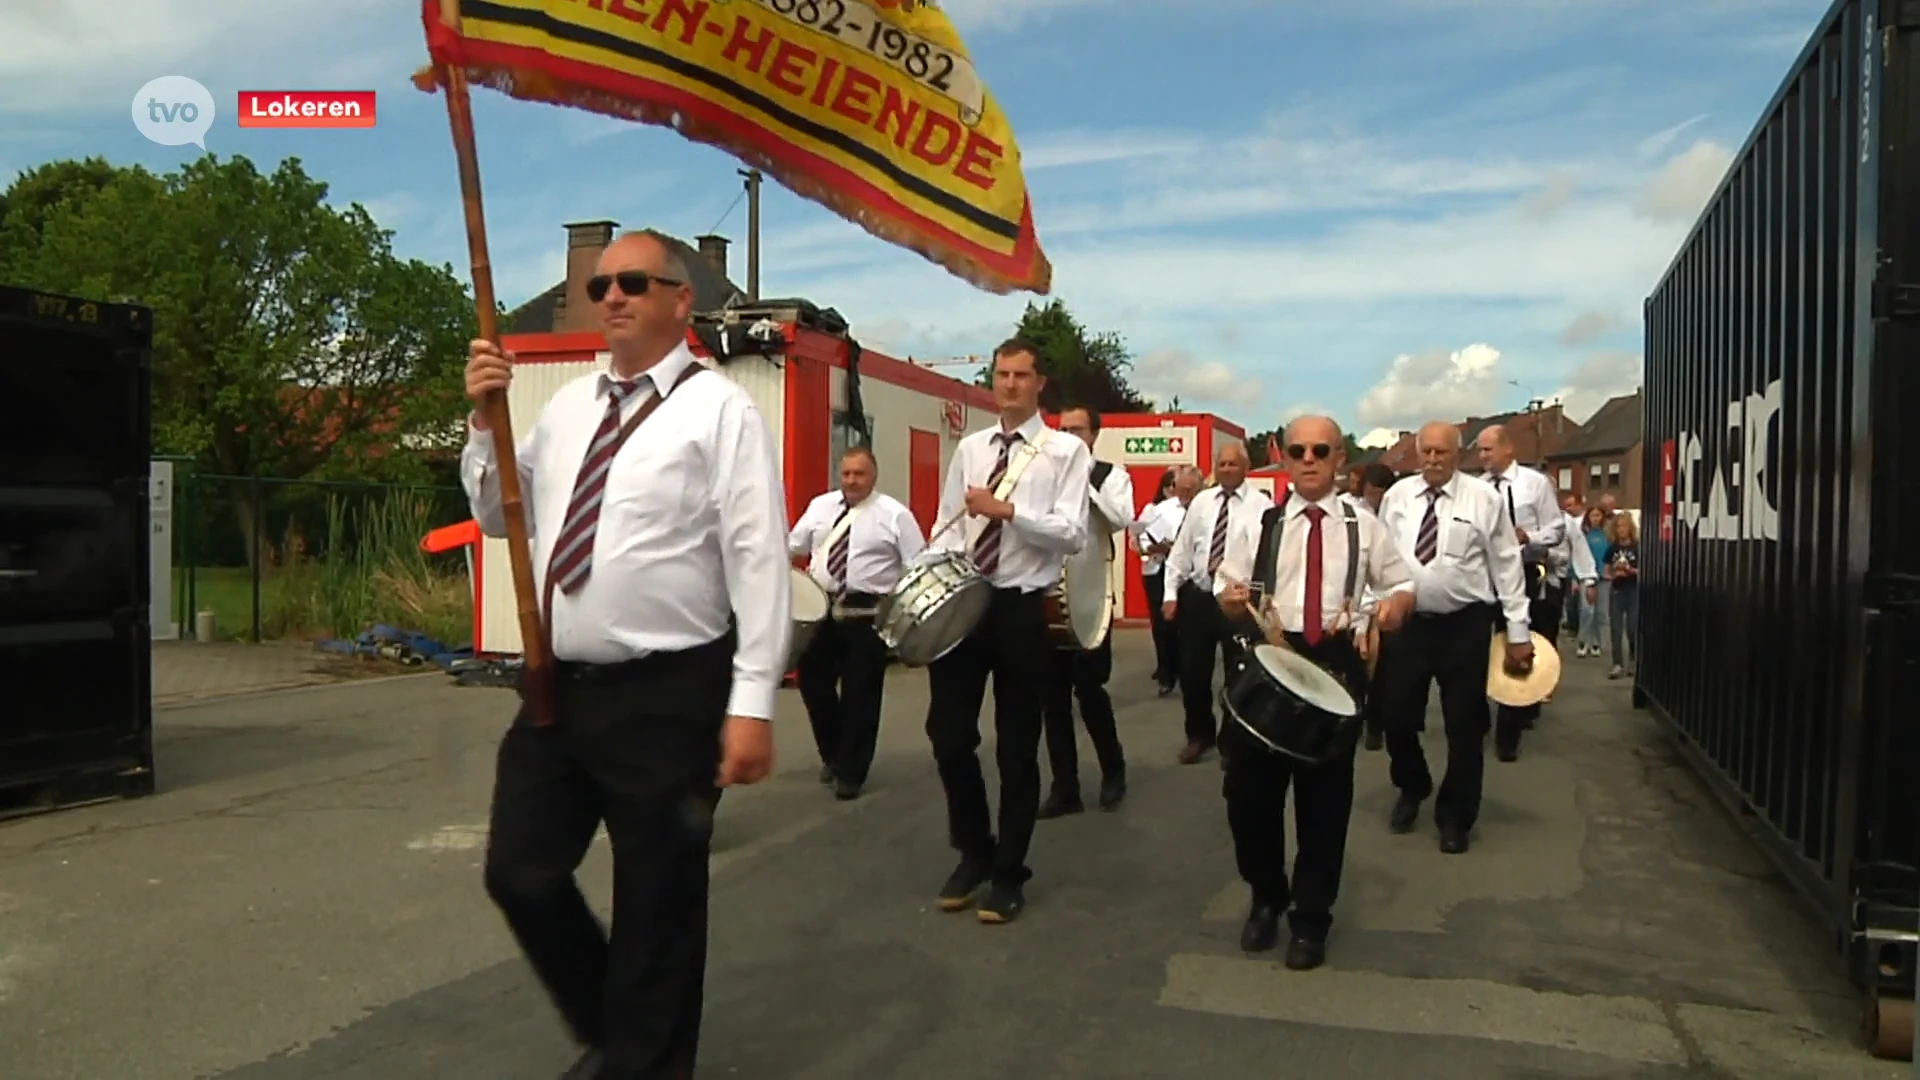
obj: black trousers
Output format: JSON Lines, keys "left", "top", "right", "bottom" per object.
{"left": 483, "top": 634, "right": 733, "bottom": 1080}
{"left": 1143, "top": 570, "right": 1178, "bottom": 686}
{"left": 796, "top": 611, "right": 888, "bottom": 786}
{"left": 1177, "top": 583, "right": 1243, "bottom": 747}
{"left": 1041, "top": 636, "right": 1126, "bottom": 797}
{"left": 1494, "top": 588, "right": 1564, "bottom": 750}
{"left": 1375, "top": 605, "right": 1496, "bottom": 832}
{"left": 1221, "top": 631, "right": 1366, "bottom": 943}
{"left": 925, "top": 587, "right": 1049, "bottom": 886}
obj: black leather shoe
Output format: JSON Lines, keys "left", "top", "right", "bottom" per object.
{"left": 1037, "top": 792, "right": 1085, "bottom": 819}
{"left": 1240, "top": 904, "right": 1281, "bottom": 952}
{"left": 1495, "top": 742, "right": 1519, "bottom": 762}
{"left": 938, "top": 858, "right": 992, "bottom": 912}
{"left": 1438, "top": 825, "right": 1470, "bottom": 854}
{"left": 1098, "top": 773, "right": 1127, "bottom": 811}
{"left": 817, "top": 764, "right": 835, "bottom": 785}
{"left": 833, "top": 778, "right": 862, "bottom": 801}
{"left": 1284, "top": 937, "right": 1326, "bottom": 971}
{"left": 1389, "top": 793, "right": 1422, "bottom": 834}
{"left": 977, "top": 882, "right": 1025, "bottom": 924}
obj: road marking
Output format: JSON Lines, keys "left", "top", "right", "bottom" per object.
{"left": 406, "top": 824, "right": 489, "bottom": 851}
{"left": 1158, "top": 952, "right": 1689, "bottom": 1065}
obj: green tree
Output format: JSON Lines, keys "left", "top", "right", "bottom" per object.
{"left": 0, "top": 156, "right": 121, "bottom": 240}
{"left": 1, "top": 154, "right": 478, "bottom": 563}
{"left": 977, "top": 298, "right": 1155, "bottom": 413}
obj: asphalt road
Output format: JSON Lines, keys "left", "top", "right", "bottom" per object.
{"left": 0, "top": 630, "right": 1903, "bottom": 1079}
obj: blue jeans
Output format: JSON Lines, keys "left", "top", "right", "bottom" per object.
{"left": 1578, "top": 582, "right": 1607, "bottom": 651}
{"left": 1610, "top": 584, "right": 1638, "bottom": 666}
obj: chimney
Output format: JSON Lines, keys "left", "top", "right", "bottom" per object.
{"left": 695, "top": 233, "right": 729, "bottom": 278}
{"left": 559, "top": 219, "right": 617, "bottom": 332}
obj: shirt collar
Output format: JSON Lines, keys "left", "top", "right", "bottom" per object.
{"left": 598, "top": 340, "right": 698, "bottom": 400}
{"left": 997, "top": 412, "right": 1047, "bottom": 444}
{"left": 1285, "top": 490, "right": 1342, "bottom": 519}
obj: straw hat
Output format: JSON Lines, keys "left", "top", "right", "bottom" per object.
{"left": 1486, "top": 630, "right": 1562, "bottom": 707}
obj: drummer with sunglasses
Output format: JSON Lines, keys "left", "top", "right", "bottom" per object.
{"left": 1214, "top": 417, "right": 1415, "bottom": 970}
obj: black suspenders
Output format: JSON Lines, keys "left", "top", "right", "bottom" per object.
{"left": 1251, "top": 490, "right": 1362, "bottom": 618}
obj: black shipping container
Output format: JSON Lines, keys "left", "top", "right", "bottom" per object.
{"left": 1640, "top": 0, "right": 1919, "bottom": 998}
{"left": 0, "top": 283, "right": 157, "bottom": 818}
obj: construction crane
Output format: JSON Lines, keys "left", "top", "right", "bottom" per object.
{"left": 908, "top": 354, "right": 987, "bottom": 368}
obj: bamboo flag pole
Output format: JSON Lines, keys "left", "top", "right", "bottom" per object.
{"left": 435, "top": 0, "right": 555, "bottom": 725}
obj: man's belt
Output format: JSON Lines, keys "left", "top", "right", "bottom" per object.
{"left": 833, "top": 590, "right": 882, "bottom": 619}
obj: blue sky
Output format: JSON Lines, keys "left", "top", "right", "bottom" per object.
{"left": 1, "top": 0, "right": 1833, "bottom": 442}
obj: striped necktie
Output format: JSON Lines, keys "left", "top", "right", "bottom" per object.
{"left": 972, "top": 432, "right": 1020, "bottom": 574}
{"left": 826, "top": 503, "right": 853, "bottom": 584}
{"left": 1206, "top": 488, "right": 1236, "bottom": 575}
{"left": 548, "top": 377, "right": 643, "bottom": 595}
{"left": 1414, "top": 487, "right": 1443, "bottom": 565}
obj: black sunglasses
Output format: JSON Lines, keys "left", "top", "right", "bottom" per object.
{"left": 1285, "top": 442, "right": 1333, "bottom": 461}
{"left": 585, "top": 270, "right": 683, "bottom": 302}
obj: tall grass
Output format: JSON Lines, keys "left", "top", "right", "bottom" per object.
{"left": 264, "top": 491, "right": 472, "bottom": 647}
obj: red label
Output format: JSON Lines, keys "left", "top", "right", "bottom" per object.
{"left": 236, "top": 91, "right": 376, "bottom": 128}
{"left": 1658, "top": 439, "right": 1676, "bottom": 540}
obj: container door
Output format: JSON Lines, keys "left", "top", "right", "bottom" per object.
{"left": 909, "top": 428, "right": 940, "bottom": 537}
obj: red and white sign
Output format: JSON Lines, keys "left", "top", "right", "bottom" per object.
{"left": 1658, "top": 439, "right": 1676, "bottom": 540}
{"left": 943, "top": 400, "right": 964, "bottom": 437}
{"left": 237, "top": 91, "right": 376, "bottom": 128}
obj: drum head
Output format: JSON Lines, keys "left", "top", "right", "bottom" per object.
{"left": 1252, "top": 645, "right": 1357, "bottom": 717}
{"left": 789, "top": 567, "right": 831, "bottom": 621}
{"left": 1062, "top": 533, "right": 1114, "bottom": 649}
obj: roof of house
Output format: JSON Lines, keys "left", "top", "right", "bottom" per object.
{"left": 504, "top": 229, "right": 747, "bottom": 335}
{"left": 1551, "top": 391, "right": 1643, "bottom": 458}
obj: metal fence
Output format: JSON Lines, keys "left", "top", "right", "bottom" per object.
{"left": 169, "top": 473, "right": 473, "bottom": 647}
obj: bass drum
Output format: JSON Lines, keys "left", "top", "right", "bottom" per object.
{"left": 1042, "top": 533, "right": 1113, "bottom": 650}
{"left": 786, "top": 567, "right": 831, "bottom": 672}
{"left": 1220, "top": 643, "right": 1359, "bottom": 766}
{"left": 874, "top": 551, "right": 993, "bottom": 666}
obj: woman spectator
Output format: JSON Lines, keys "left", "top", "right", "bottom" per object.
{"left": 1576, "top": 506, "right": 1610, "bottom": 657}
{"left": 1605, "top": 513, "right": 1640, "bottom": 678}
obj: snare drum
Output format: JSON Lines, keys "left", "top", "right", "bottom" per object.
{"left": 788, "top": 567, "right": 831, "bottom": 671}
{"left": 873, "top": 551, "right": 993, "bottom": 666}
{"left": 1219, "top": 643, "right": 1360, "bottom": 766}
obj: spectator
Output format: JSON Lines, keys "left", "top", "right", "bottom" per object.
{"left": 1605, "top": 513, "right": 1639, "bottom": 677}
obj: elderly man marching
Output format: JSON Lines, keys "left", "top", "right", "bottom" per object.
{"left": 788, "top": 445, "right": 925, "bottom": 800}
{"left": 1213, "top": 416, "right": 1415, "bottom": 969}
{"left": 1164, "top": 443, "right": 1272, "bottom": 763}
{"left": 1471, "top": 424, "right": 1564, "bottom": 760}
{"left": 1373, "top": 422, "right": 1532, "bottom": 855}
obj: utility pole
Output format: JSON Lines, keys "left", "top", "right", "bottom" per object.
{"left": 737, "top": 167, "right": 762, "bottom": 301}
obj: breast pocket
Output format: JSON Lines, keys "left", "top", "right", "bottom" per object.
{"left": 603, "top": 438, "right": 707, "bottom": 525}
{"left": 1443, "top": 516, "right": 1476, "bottom": 560}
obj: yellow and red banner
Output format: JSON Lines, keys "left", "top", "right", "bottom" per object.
{"left": 415, "top": 0, "right": 1050, "bottom": 295}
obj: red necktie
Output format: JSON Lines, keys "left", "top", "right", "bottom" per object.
{"left": 1302, "top": 505, "right": 1326, "bottom": 646}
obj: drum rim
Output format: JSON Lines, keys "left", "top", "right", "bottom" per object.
{"left": 1219, "top": 692, "right": 1340, "bottom": 766}
{"left": 1249, "top": 644, "right": 1357, "bottom": 717}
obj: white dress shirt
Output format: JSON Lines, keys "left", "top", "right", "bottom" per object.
{"left": 1483, "top": 462, "right": 1564, "bottom": 559}
{"left": 460, "top": 342, "right": 791, "bottom": 719}
{"left": 1086, "top": 460, "right": 1136, "bottom": 559}
{"left": 787, "top": 490, "right": 925, "bottom": 596}
{"left": 1554, "top": 510, "right": 1598, "bottom": 586}
{"left": 1213, "top": 490, "right": 1414, "bottom": 634}
{"left": 923, "top": 411, "right": 1091, "bottom": 591}
{"left": 1165, "top": 483, "right": 1274, "bottom": 596}
{"left": 1132, "top": 496, "right": 1186, "bottom": 576}
{"left": 1378, "top": 471, "right": 1531, "bottom": 643}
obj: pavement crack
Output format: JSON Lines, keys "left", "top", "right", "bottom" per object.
{"left": 1656, "top": 998, "right": 1735, "bottom": 1078}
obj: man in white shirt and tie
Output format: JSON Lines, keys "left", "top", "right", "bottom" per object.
{"left": 1472, "top": 424, "right": 1565, "bottom": 761}
{"left": 921, "top": 339, "right": 1091, "bottom": 924}
{"left": 460, "top": 231, "right": 789, "bottom": 1080}
{"left": 1038, "top": 406, "right": 1136, "bottom": 817}
{"left": 1374, "top": 421, "right": 1532, "bottom": 855}
{"left": 788, "top": 445, "right": 925, "bottom": 800}
{"left": 1215, "top": 416, "right": 1415, "bottom": 970}
{"left": 1135, "top": 466, "right": 1200, "bottom": 696}
{"left": 1163, "top": 444, "right": 1273, "bottom": 764}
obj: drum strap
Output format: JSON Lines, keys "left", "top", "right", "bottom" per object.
{"left": 963, "top": 429, "right": 1050, "bottom": 549}
{"left": 1252, "top": 489, "right": 1363, "bottom": 626}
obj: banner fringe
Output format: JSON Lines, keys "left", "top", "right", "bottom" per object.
{"left": 414, "top": 62, "right": 1051, "bottom": 297}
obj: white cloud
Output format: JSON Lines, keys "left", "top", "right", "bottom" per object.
{"left": 1553, "top": 351, "right": 1643, "bottom": 421}
{"left": 1130, "top": 347, "right": 1263, "bottom": 410}
{"left": 1637, "top": 114, "right": 1708, "bottom": 158}
{"left": 1637, "top": 139, "right": 1734, "bottom": 221}
{"left": 1355, "top": 344, "right": 1504, "bottom": 431}
{"left": 1358, "top": 428, "right": 1401, "bottom": 449}
{"left": 1560, "top": 309, "right": 1626, "bottom": 347}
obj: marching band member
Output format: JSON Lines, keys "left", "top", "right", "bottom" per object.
{"left": 918, "top": 339, "right": 1090, "bottom": 924}
{"left": 462, "top": 232, "right": 788, "bottom": 1079}
{"left": 1374, "top": 422, "right": 1531, "bottom": 854}
{"left": 1342, "top": 461, "right": 1397, "bottom": 749}
{"left": 1471, "top": 425, "right": 1564, "bottom": 760}
{"left": 1039, "top": 406, "right": 1135, "bottom": 817}
{"left": 1163, "top": 444, "right": 1272, "bottom": 764}
{"left": 1215, "top": 417, "right": 1414, "bottom": 969}
{"left": 788, "top": 446, "right": 925, "bottom": 800}
{"left": 1134, "top": 467, "right": 1200, "bottom": 696}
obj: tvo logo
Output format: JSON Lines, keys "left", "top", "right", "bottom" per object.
{"left": 132, "top": 76, "right": 216, "bottom": 149}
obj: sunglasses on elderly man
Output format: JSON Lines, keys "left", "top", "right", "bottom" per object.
{"left": 584, "top": 270, "right": 684, "bottom": 303}
{"left": 1285, "top": 442, "right": 1333, "bottom": 461}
